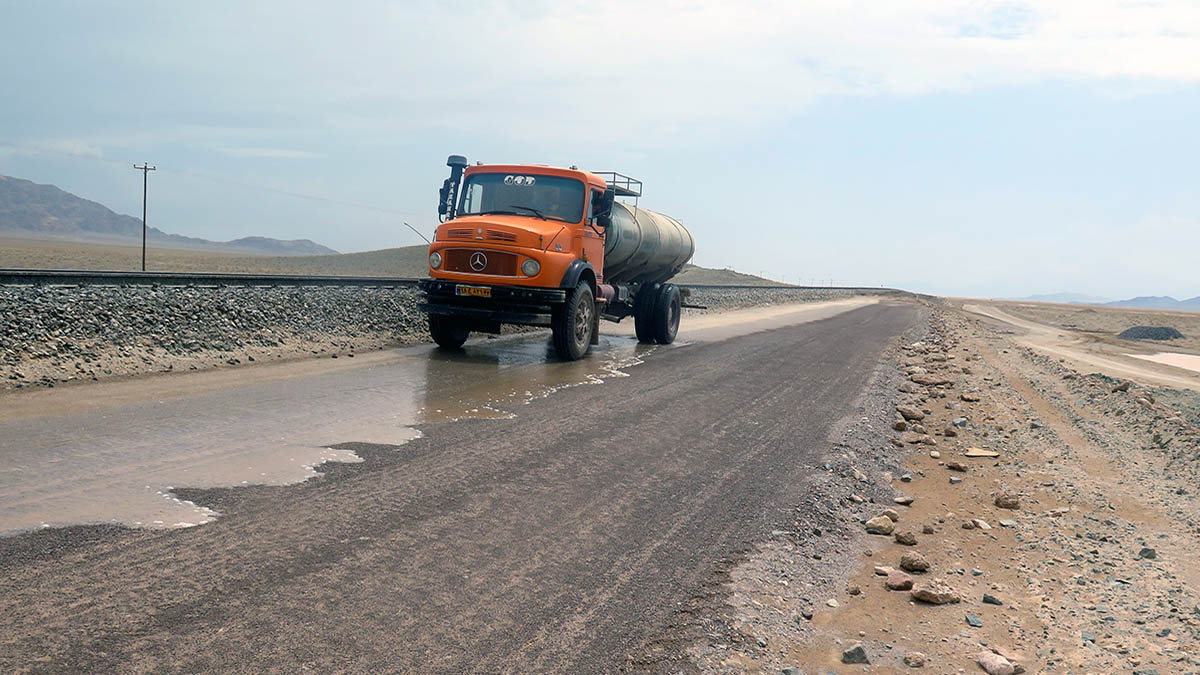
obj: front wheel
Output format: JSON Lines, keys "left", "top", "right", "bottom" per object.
{"left": 429, "top": 314, "right": 469, "bottom": 349}
{"left": 552, "top": 282, "right": 595, "bottom": 360}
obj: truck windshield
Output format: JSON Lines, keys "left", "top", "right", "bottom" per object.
{"left": 458, "top": 173, "right": 585, "bottom": 223}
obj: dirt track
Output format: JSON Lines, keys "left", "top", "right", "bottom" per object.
{"left": 0, "top": 302, "right": 918, "bottom": 673}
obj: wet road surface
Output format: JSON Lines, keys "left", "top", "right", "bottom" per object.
{"left": 0, "top": 299, "right": 914, "bottom": 672}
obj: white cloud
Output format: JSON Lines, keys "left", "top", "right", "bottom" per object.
{"left": 126, "top": 0, "right": 1200, "bottom": 145}
{"left": 217, "top": 147, "right": 324, "bottom": 159}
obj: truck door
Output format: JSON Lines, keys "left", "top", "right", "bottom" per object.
{"left": 583, "top": 188, "right": 605, "bottom": 281}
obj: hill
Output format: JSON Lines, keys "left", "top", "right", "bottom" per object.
{"left": 0, "top": 237, "right": 785, "bottom": 286}
{"left": 670, "top": 264, "right": 785, "bottom": 286}
{"left": 1105, "top": 296, "right": 1200, "bottom": 311}
{"left": 0, "top": 174, "right": 336, "bottom": 256}
{"left": 1006, "top": 292, "right": 1113, "bottom": 304}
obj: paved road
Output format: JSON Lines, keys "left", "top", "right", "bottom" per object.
{"left": 0, "top": 301, "right": 916, "bottom": 673}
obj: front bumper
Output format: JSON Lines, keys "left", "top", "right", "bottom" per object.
{"left": 418, "top": 279, "right": 567, "bottom": 327}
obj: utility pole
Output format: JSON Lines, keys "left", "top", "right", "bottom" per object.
{"left": 134, "top": 163, "right": 156, "bottom": 271}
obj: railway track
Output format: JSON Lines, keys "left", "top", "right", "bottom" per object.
{"left": 0, "top": 268, "right": 896, "bottom": 292}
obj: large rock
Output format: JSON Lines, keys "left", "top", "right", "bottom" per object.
{"left": 896, "top": 404, "right": 926, "bottom": 421}
{"left": 910, "top": 580, "right": 960, "bottom": 604}
{"left": 903, "top": 651, "right": 927, "bottom": 668}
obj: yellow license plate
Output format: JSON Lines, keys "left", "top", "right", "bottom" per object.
{"left": 456, "top": 285, "right": 491, "bottom": 298}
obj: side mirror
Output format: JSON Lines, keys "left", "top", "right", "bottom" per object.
{"left": 438, "top": 180, "right": 451, "bottom": 216}
{"left": 593, "top": 188, "right": 615, "bottom": 228}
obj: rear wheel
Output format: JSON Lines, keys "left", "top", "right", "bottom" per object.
{"left": 552, "top": 282, "right": 595, "bottom": 360}
{"left": 652, "top": 283, "right": 681, "bottom": 344}
{"left": 633, "top": 282, "right": 660, "bottom": 344}
{"left": 429, "top": 315, "right": 469, "bottom": 349}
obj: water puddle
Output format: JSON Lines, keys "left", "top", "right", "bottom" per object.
{"left": 0, "top": 333, "right": 648, "bottom": 535}
{"left": 1126, "top": 352, "right": 1200, "bottom": 375}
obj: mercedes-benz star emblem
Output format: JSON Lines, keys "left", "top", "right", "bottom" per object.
{"left": 469, "top": 252, "right": 488, "bottom": 272}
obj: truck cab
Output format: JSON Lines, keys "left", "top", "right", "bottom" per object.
{"left": 418, "top": 154, "right": 691, "bottom": 360}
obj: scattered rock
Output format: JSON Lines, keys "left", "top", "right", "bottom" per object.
{"left": 994, "top": 492, "right": 1020, "bottom": 510}
{"left": 983, "top": 593, "right": 1003, "bottom": 605}
{"left": 964, "top": 447, "right": 1000, "bottom": 458}
{"left": 886, "top": 570, "right": 914, "bottom": 590}
{"left": 882, "top": 508, "right": 900, "bottom": 521}
{"left": 929, "top": 450, "right": 941, "bottom": 459}
{"left": 946, "top": 461, "right": 968, "bottom": 472}
{"left": 1111, "top": 380, "right": 1131, "bottom": 393}
{"left": 899, "top": 552, "right": 929, "bottom": 572}
{"left": 894, "top": 495, "right": 915, "bottom": 506}
{"left": 966, "top": 614, "right": 983, "bottom": 628}
{"left": 896, "top": 404, "right": 925, "bottom": 421}
{"left": 910, "top": 373, "right": 953, "bottom": 386}
{"left": 976, "top": 650, "right": 1016, "bottom": 675}
{"left": 902, "top": 651, "right": 927, "bottom": 668}
{"left": 961, "top": 392, "right": 981, "bottom": 402}
{"left": 842, "top": 644, "right": 870, "bottom": 664}
{"left": 1138, "top": 547, "right": 1157, "bottom": 560}
{"left": 910, "top": 580, "right": 960, "bottom": 604}
{"left": 894, "top": 530, "right": 917, "bottom": 546}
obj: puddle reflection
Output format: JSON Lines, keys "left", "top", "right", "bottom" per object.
{"left": 0, "top": 332, "right": 651, "bottom": 535}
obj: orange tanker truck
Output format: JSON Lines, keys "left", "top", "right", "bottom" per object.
{"left": 417, "top": 154, "right": 696, "bottom": 360}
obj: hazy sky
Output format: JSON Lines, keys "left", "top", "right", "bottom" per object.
{"left": 2, "top": 1, "right": 1199, "bottom": 298}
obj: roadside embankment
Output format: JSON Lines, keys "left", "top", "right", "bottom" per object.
{"left": 669, "top": 302, "right": 1200, "bottom": 673}
{"left": 0, "top": 284, "right": 899, "bottom": 390}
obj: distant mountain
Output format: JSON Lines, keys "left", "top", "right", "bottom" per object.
{"left": 1007, "top": 292, "right": 1113, "bottom": 304}
{"left": 0, "top": 174, "right": 337, "bottom": 256}
{"left": 1105, "top": 296, "right": 1200, "bottom": 311}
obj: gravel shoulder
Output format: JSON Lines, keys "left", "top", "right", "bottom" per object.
{"left": 688, "top": 302, "right": 1200, "bottom": 673}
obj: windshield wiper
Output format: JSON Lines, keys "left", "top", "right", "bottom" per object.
{"left": 507, "top": 204, "right": 548, "bottom": 220}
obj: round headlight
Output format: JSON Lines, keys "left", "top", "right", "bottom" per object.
{"left": 521, "top": 259, "right": 540, "bottom": 277}
{"left": 429, "top": 252, "right": 442, "bottom": 269}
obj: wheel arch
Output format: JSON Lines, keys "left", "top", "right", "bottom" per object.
{"left": 560, "top": 259, "right": 597, "bottom": 295}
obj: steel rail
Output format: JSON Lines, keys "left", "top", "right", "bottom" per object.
{"left": 0, "top": 269, "right": 422, "bottom": 287}
{"left": 0, "top": 268, "right": 907, "bottom": 294}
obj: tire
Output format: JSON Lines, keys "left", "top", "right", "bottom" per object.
{"left": 633, "top": 282, "right": 659, "bottom": 344}
{"left": 429, "top": 314, "right": 469, "bottom": 349}
{"left": 652, "top": 283, "right": 681, "bottom": 345}
{"left": 552, "top": 282, "right": 595, "bottom": 360}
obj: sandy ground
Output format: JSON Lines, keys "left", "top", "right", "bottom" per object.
{"left": 681, "top": 301, "right": 1200, "bottom": 673}
{"left": 994, "top": 300, "right": 1200, "bottom": 356}
{"left": 962, "top": 302, "right": 1200, "bottom": 392}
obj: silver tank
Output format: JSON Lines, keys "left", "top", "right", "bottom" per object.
{"left": 602, "top": 202, "right": 695, "bottom": 285}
